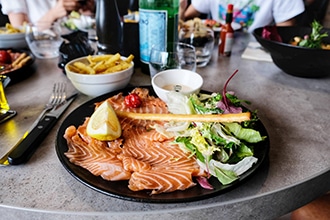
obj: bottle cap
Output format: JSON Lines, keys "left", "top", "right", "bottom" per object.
{"left": 227, "top": 4, "right": 233, "bottom": 12}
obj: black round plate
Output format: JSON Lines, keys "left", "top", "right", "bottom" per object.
{"left": 0, "top": 49, "right": 36, "bottom": 84}
{"left": 56, "top": 86, "right": 269, "bottom": 203}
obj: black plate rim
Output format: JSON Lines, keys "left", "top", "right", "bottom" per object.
{"left": 0, "top": 48, "right": 36, "bottom": 83}
{"left": 56, "top": 86, "right": 270, "bottom": 203}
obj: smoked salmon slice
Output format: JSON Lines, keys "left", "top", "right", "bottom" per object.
{"left": 129, "top": 169, "right": 196, "bottom": 194}
{"left": 64, "top": 88, "right": 204, "bottom": 194}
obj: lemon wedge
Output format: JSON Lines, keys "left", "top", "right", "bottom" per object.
{"left": 86, "top": 101, "right": 121, "bottom": 141}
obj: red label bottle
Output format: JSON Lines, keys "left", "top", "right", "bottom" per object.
{"left": 219, "top": 4, "right": 234, "bottom": 56}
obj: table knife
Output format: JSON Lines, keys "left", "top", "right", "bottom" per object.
{"left": 6, "top": 93, "right": 77, "bottom": 165}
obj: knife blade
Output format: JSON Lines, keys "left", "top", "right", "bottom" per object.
{"left": 6, "top": 93, "right": 77, "bottom": 165}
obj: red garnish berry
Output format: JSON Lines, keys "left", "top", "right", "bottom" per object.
{"left": 0, "top": 50, "right": 12, "bottom": 64}
{"left": 124, "top": 93, "right": 142, "bottom": 108}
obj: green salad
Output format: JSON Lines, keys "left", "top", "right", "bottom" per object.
{"left": 154, "top": 71, "right": 267, "bottom": 187}
{"left": 292, "top": 20, "right": 329, "bottom": 49}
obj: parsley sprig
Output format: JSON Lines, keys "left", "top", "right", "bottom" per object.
{"left": 298, "top": 20, "right": 328, "bottom": 49}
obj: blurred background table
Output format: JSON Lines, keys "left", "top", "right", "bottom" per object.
{"left": 0, "top": 31, "right": 329, "bottom": 220}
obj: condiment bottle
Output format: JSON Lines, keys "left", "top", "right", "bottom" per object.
{"left": 138, "top": 0, "right": 179, "bottom": 75}
{"left": 219, "top": 4, "right": 234, "bottom": 56}
{"left": 95, "top": 0, "right": 123, "bottom": 54}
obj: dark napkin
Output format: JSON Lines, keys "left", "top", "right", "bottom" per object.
{"left": 261, "top": 26, "right": 283, "bottom": 42}
{"left": 58, "top": 30, "right": 95, "bottom": 72}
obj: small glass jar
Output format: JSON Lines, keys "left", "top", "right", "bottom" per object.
{"left": 179, "top": 26, "right": 214, "bottom": 67}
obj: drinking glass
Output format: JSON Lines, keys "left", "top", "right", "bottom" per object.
{"left": 25, "top": 22, "right": 63, "bottom": 59}
{"left": 0, "top": 76, "right": 16, "bottom": 124}
{"left": 179, "top": 26, "right": 214, "bottom": 67}
{"left": 149, "top": 42, "right": 196, "bottom": 78}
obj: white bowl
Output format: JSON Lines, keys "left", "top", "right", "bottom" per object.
{"left": 65, "top": 55, "right": 134, "bottom": 97}
{"left": 0, "top": 31, "right": 27, "bottom": 49}
{"left": 151, "top": 69, "right": 203, "bottom": 103}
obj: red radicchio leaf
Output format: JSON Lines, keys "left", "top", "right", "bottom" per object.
{"left": 196, "top": 176, "right": 214, "bottom": 190}
{"left": 262, "top": 26, "right": 283, "bottom": 42}
{"left": 218, "top": 69, "right": 242, "bottom": 114}
{"left": 222, "top": 69, "right": 238, "bottom": 109}
{"left": 217, "top": 101, "right": 242, "bottom": 114}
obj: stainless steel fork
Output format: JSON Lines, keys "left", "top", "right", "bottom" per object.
{"left": 32, "top": 82, "right": 67, "bottom": 126}
{"left": 45, "top": 82, "right": 67, "bottom": 112}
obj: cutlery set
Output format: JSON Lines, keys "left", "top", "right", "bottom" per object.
{"left": 0, "top": 82, "right": 77, "bottom": 166}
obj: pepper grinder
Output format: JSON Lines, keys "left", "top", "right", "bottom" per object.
{"left": 95, "top": 0, "right": 123, "bottom": 54}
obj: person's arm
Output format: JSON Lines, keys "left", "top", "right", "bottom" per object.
{"left": 7, "top": 12, "right": 28, "bottom": 27}
{"left": 7, "top": 0, "right": 67, "bottom": 25}
{"left": 179, "top": 0, "right": 188, "bottom": 20}
{"left": 276, "top": 18, "right": 296, "bottom": 27}
{"left": 182, "top": 4, "right": 201, "bottom": 20}
{"left": 272, "top": 0, "right": 305, "bottom": 27}
{"left": 36, "top": 0, "right": 67, "bottom": 24}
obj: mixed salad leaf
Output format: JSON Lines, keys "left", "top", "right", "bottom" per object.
{"left": 293, "top": 20, "right": 328, "bottom": 49}
{"left": 155, "top": 71, "right": 267, "bottom": 187}
{"left": 262, "top": 20, "right": 329, "bottom": 49}
{"left": 62, "top": 11, "right": 95, "bottom": 31}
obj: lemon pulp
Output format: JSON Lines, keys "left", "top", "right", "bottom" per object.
{"left": 86, "top": 101, "right": 121, "bottom": 141}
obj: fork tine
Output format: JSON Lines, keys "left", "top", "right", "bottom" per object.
{"left": 55, "top": 83, "right": 62, "bottom": 104}
{"left": 49, "top": 83, "right": 57, "bottom": 105}
{"left": 30, "top": 82, "right": 62, "bottom": 129}
{"left": 50, "top": 83, "right": 60, "bottom": 105}
{"left": 51, "top": 82, "right": 66, "bottom": 105}
{"left": 59, "top": 83, "right": 67, "bottom": 103}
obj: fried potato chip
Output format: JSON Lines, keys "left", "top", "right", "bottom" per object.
{"left": 73, "top": 61, "right": 96, "bottom": 74}
{"left": 125, "top": 54, "right": 134, "bottom": 63}
{"left": 88, "top": 54, "right": 112, "bottom": 62}
{"left": 67, "top": 64, "right": 82, "bottom": 73}
{"left": 0, "top": 23, "right": 23, "bottom": 34}
{"left": 67, "top": 53, "right": 134, "bottom": 75}
{"left": 104, "top": 53, "right": 121, "bottom": 65}
{"left": 12, "top": 53, "right": 32, "bottom": 68}
{"left": 11, "top": 53, "right": 27, "bottom": 66}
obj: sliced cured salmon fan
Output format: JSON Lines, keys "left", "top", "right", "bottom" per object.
{"left": 64, "top": 88, "right": 204, "bottom": 194}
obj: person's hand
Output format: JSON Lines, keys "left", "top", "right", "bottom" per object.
{"left": 62, "top": 0, "right": 83, "bottom": 12}
{"left": 79, "top": 0, "right": 96, "bottom": 15}
{"left": 44, "top": 0, "right": 67, "bottom": 22}
{"left": 62, "top": 0, "right": 95, "bottom": 14}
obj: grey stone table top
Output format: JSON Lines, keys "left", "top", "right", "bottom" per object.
{"left": 1, "top": 32, "right": 329, "bottom": 220}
